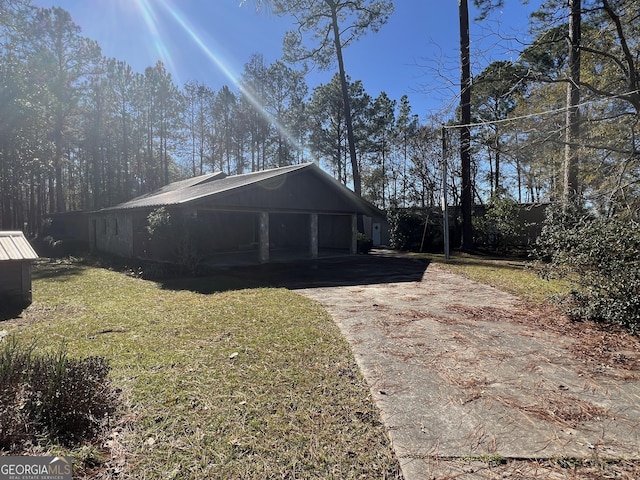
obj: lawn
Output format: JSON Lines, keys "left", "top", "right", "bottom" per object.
{"left": 414, "top": 252, "right": 571, "bottom": 303}
{"left": 2, "top": 259, "right": 401, "bottom": 479}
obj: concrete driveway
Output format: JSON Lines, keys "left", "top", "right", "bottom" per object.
{"left": 286, "top": 251, "right": 640, "bottom": 479}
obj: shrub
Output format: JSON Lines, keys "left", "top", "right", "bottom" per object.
{"left": 473, "top": 196, "right": 529, "bottom": 254}
{"left": 146, "top": 207, "right": 202, "bottom": 274}
{"left": 533, "top": 202, "right": 640, "bottom": 332}
{"left": 146, "top": 206, "right": 172, "bottom": 237}
{"left": 0, "top": 336, "right": 117, "bottom": 451}
{"left": 388, "top": 208, "right": 443, "bottom": 252}
{"left": 357, "top": 232, "right": 373, "bottom": 254}
{"left": 388, "top": 209, "right": 421, "bottom": 250}
{"left": 0, "top": 337, "right": 34, "bottom": 448}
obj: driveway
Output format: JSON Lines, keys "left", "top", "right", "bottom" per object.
{"left": 285, "top": 251, "right": 640, "bottom": 479}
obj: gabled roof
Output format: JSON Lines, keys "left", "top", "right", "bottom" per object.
{"left": 101, "top": 165, "right": 305, "bottom": 211}
{"left": 0, "top": 231, "right": 39, "bottom": 261}
{"left": 131, "top": 171, "right": 227, "bottom": 203}
{"left": 99, "top": 163, "right": 383, "bottom": 217}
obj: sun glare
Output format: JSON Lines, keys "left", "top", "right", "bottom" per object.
{"left": 129, "top": 0, "right": 175, "bottom": 73}
{"left": 127, "top": 0, "right": 301, "bottom": 153}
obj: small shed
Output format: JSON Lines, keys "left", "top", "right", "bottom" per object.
{"left": 0, "top": 231, "right": 39, "bottom": 308}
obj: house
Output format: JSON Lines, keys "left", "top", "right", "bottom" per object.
{"left": 0, "top": 231, "right": 39, "bottom": 308}
{"left": 89, "top": 163, "right": 386, "bottom": 266}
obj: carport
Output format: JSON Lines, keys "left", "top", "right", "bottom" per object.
{"left": 190, "top": 209, "right": 357, "bottom": 265}
{"left": 92, "top": 163, "right": 383, "bottom": 267}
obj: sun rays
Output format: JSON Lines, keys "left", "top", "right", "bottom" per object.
{"left": 128, "top": 0, "right": 175, "bottom": 73}
{"left": 129, "top": 0, "right": 302, "bottom": 153}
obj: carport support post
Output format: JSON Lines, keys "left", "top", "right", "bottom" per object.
{"left": 259, "top": 211, "right": 269, "bottom": 263}
{"left": 309, "top": 213, "right": 318, "bottom": 259}
{"left": 350, "top": 214, "right": 358, "bottom": 254}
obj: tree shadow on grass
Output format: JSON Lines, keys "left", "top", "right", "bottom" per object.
{"left": 31, "top": 258, "right": 87, "bottom": 281}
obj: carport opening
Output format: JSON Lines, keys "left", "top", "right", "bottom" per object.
{"left": 192, "top": 210, "right": 355, "bottom": 265}
{"left": 318, "top": 214, "right": 352, "bottom": 255}
{"left": 270, "top": 212, "right": 310, "bottom": 254}
{"left": 268, "top": 212, "right": 353, "bottom": 261}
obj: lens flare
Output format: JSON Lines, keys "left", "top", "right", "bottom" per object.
{"left": 134, "top": 0, "right": 302, "bottom": 154}
{"left": 131, "top": 0, "right": 175, "bottom": 73}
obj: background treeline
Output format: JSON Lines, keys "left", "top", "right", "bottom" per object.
{"left": 469, "top": 0, "right": 639, "bottom": 216}
{"left": 0, "top": 1, "right": 440, "bottom": 233}
{"left": 1, "top": 0, "right": 639, "bottom": 235}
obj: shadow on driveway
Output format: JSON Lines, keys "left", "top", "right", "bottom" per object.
{"left": 161, "top": 250, "right": 430, "bottom": 294}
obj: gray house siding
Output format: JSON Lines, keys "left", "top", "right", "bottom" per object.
{"left": 92, "top": 213, "right": 134, "bottom": 258}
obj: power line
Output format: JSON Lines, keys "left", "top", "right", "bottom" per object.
{"left": 443, "top": 89, "right": 640, "bottom": 130}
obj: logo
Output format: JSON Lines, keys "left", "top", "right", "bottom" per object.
{"left": 0, "top": 456, "right": 72, "bottom": 480}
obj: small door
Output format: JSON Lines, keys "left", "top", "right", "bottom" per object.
{"left": 372, "top": 223, "right": 381, "bottom": 246}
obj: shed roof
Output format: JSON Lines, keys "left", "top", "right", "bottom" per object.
{"left": 0, "top": 231, "right": 39, "bottom": 261}
{"left": 99, "top": 163, "right": 383, "bottom": 217}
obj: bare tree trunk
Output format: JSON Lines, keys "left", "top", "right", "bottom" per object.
{"left": 328, "top": 1, "right": 361, "bottom": 199}
{"left": 459, "top": 0, "right": 473, "bottom": 250}
{"left": 564, "top": 0, "right": 581, "bottom": 204}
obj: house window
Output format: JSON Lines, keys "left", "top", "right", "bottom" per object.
{"left": 102, "top": 219, "right": 107, "bottom": 234}
{"left": 114, "top": 218, "right": 119, "bottom": 236}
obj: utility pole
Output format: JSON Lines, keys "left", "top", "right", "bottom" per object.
{"left": 442, "top": 125, "right": 450, "bottom": 260}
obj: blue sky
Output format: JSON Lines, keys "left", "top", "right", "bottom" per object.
{"left": 30, "top": 0, "right": 541, "bottom": 120}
